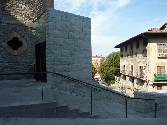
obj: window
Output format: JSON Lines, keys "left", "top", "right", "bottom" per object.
{"left": 123, "top": 75, "right": 126, "bottom": 80}
{"left": 131, "top": 65, "right": 133, "bottom": 72}
{"left": 121, "top": 54, "right": 123, "bottom": 58}
{"left": 130, "top": 51, "right": 133, "bottom": 57}
{"left": 139, "top": 66, "right": 143, "bottom": 73}
{"left": 120, "top": 47, "right": 123, "bottom": 52}
{"left": 121, "top": 65, "right": 125, "bottom": 74}
{"left": 123, "top": 65, "right": 125, "bottom": 70}
{"left": 139, "top": 66, "right": 144, "bottom": 78}
{"left": 136, "top": 41, "right": 139, "bottom": 48}
{"left": 143, "top": 49, "right": 147, "bottom": 57}
{"left": 143, "top": 37, "right": 148, "bottom": 46}
{"left": 130, "top": 43, "right": 133, "bottom": 50}
{"left": 125, "top": 45, "right": 127, "bottom": 52}
{"left": 130, "top": 65, "right": 133, "bottom": 75}
{"left": 157, "top": 85, "right": 162, "bottom": 90}
{"left": 157, "top": 43, "right": 167, "bottom": 57}
{"left": 123, "top": 65, "right": 125, "bottom": 72}
{"left": 157, "top": 66, "right": 165, "bottom": 74}
{"left": 157, "top": 43, "right": 167, "bottom": 53}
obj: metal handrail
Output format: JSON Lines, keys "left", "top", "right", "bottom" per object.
{"left": 0, "top": 72, "right": 157, "bottom": 118}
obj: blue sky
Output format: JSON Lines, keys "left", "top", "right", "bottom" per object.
{"left": 54, "top": 0, "right": 167, "bottom": 57}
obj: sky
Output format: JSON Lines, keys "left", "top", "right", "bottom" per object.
{"left": 54, "top": 0, "right": 167, "bottom": 57}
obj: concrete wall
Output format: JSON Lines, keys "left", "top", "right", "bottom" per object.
{"left": 45, "top": 9, "right": 92, "bottom": 84}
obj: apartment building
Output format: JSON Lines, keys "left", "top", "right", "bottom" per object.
{"left": 115, "top": 23, "right": 167, "bottom": 92}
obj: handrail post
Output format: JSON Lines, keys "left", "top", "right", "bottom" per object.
{"left": 42, "top": 81, "right": 43, "bottom": 103}
{"left": 125, "top": 97, "right": 127, "bottom": 118}
{"left": 91, "top": 87, "right": 93, "bottom": 115}
{"left": 41, "top": 73, "right": 43, "bottom": 103}
{"left": 155, "top": 101, "right": 157, "bottom": 118}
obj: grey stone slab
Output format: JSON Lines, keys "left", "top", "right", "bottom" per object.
{"left": 2, "top": 118, "right": 167, "bottom": 125}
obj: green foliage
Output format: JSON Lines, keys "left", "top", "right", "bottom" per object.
{"left": 99, "top": 51, "right": 120, "bottom": 85}
{"left": 92, "top": 64, "right": 97, "bottom": 79}
{"left": 110, "top": 80, "right": 115, "bottom": 85}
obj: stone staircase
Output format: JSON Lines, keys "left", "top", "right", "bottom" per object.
{"left": 49, "top": 78, "right": 155, "bottom": 118}
{"left": 0, "top": 79, "right": 57, "bottom": 118}
{"left": 0, "top": 79, "right": 98, "bottom": 118}
{"left": 1, "top": 78, "right": 167, "bottom": 118}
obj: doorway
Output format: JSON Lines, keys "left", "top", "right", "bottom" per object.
{"left": 35, "top": 42, "right": 47, "bottom": 82}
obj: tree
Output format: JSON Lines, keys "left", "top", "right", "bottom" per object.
{"left": 99, "top": 51, "right": 120, "bottom": 85}
{"left": 92, "top": 64, "right": 97, "bottom": 79}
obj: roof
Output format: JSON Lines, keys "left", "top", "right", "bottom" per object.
{"left": 92, "top": 55, "right": 104, "bottom": 58}
{"left": 115, "top": 23, "right": 167, "bottom": 48}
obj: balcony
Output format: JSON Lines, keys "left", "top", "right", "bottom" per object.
{"left": 154, "top": 74, "right": 167, "bottom": 81}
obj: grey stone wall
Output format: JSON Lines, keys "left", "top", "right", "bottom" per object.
{"left": 0, "top": 0, "right": 50, "bottom": 79}
{"left": 45, "top": 9, "right": 92, "bottom": 84}
{"left": 0, "top": 0, "right": 54, "bottom": 22}
{"left": 127, "top": 91, "right": 167, "bottom": 113}
{"left": 0, "top": 22, "right": 37, "bottom": 79}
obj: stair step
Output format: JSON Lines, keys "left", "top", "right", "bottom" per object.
{"left": 78, "top": 110, "right": 90, "bottom": 118}
{"left": 0, "top": 102, "right": 57, "bottom": 118}
{"left": 68, "top": 106, "right": 79, "bottom": 118}
{"left": 56, "top": 105, "right": 68, "bottom": 118}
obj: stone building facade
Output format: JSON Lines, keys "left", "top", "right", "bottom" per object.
{"left": 92, "top": 55, "right": 104, "bottom": 69}
{"left": 115, "top": 23, "right": 167, "bottom": 92}
{"left": 0, "top": 0, "right": 92, "bottom": 82}
{"left": 92, "top": 55, "right": 104, "bottom": 80}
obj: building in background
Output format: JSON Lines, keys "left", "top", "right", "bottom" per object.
{"left": 92, "top": 55, "right": 105, "bottom": 81}
{"left": 115, "top": 23, "right": 167, "bottom": 92}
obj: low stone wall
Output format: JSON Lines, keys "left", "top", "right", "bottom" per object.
{"left": 128, "top": 91, "right": 167, "bottom": 113}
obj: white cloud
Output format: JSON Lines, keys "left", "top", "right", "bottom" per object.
{"left": 54, "top": 0, "right": 131, "bottom": 56}
{"left": 117, "top": 0, "right": 131, "bottom": 7}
